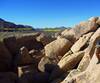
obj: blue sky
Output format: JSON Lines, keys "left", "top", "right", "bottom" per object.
{"left": 0, "top": 0, "right": 99, "bottom": 28}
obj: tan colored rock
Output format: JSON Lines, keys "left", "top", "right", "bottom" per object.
{"left": 62, "top": 45, "right": 100, "bottom": 83}
{"left": 61, "top": 69, "right": 81, "bottom": 83}
{"left": 58, "top": 51, "right": 84, "bottom": 72}
{"left": 45, "top": 37, "right": 72, "bottom": 59}
{"left": 48, "top": 51, "right": 84, "bottom": 81}
{"left": 38, "top": 56, "right": 51, "bottom": 72}
{"left": 50, "top": 71, "right": 69, "bottom": 83}
{"left": 49, "top": 52, "right": 84, "bottom": 82}
{"left": 77, "top": 53, "right": 91, "bottom": 72}
{"left": 36, "top": 33, "right": 55, "bottom": 45}
{"left": 39, "top": 37, "right": 72, "bottom": 72}
{"left": 90, "top": 27, "right": 100, "bottom": 42}
{"left": 88, "top": 17, "right": 99, "bottom": 22}
{"left": 61, "top": 29, "right": 76, "bottom": 43}
{"left": 75, "top": 20, "right": 97, "bottom": 39}
{"left": 77, "top": 48, "right": 100, "bottom": 83}
{"left": 38, "top": 56, "right": 58, "bottom": 72}
{"left": 16, "top": 46, "right": 33, "bottom": 65}
{"left": 78, "top": 28, "right": 100, "bottom": 71}
{"left": 61, "top": 29, "right": 70, "bottom": 36}
{"left": 61, "top": 19, "right": 98, "bottom": 42}
{"left": 40, "top": 38, "right": 72, "bottom": 72}
{"left": 71, "top": 32, "right": 93, "bottom": 53}
{"left": 77, "top": 43, "right": 94, "bottom": 71}
{"left": 60, "top": 50, "right": 73, "bottom": 61}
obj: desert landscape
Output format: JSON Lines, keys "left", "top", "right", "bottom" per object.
{"left": 0, "top": 17, "right": 100, "bottom": 83}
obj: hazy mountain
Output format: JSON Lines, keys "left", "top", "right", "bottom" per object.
{"left": 0, "top": 18, "right": 35, "bottom": 31}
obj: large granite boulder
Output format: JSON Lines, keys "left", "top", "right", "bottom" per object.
{"left": 36, "top": 33, "right": 55, "bottom": 45}
{"left": 38, "top": 56, "right": 57, "bottom": 72}
{"left": 48, "top": 51, "right": 84, "bottom": 82}
{"left": 45, "top": 37, "right": 72, "bottom": 59}
{"left": 58, "top": 51, "right": 84, "bottom": 72}
{"left": 78, "top": 28, "right": 100, "bottom": 71}
{"left": 71, "top": 32, "right": 93, "bottom": 53}
{"left": 38, "top": 37, "right": 72, "bottom": 72}
{"left": 61, "top": 40, "right": 100, "bottom": 83}
{"left": 61, "top": 18, "right": 98, "bottom": 43}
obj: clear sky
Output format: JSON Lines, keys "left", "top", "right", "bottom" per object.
{"left": 0, "top": 0, "right": 99, "bottom": 28}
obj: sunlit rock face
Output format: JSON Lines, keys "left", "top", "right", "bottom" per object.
{"left": 0, "top": 17, "right": 100, "bottom": 83}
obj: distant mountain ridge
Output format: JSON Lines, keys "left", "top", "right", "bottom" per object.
{"left": 0, "top": 18, "right": 35, "bottom": 31}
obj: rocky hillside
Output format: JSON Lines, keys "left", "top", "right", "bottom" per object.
{"left": 0, "top": 17, "right": 100, "bottom": 83}
{"left": 0, "top": 18, "right": 35, "bottom": 31}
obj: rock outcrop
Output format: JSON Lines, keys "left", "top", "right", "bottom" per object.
{"left": 61, "top": 17, "right": 99, "bottom": 43}
{"left": 45, "top": 37, "right": 72, "bottom": 59}
{"left": 36, "top": 33, "right": 55, "bottom": 45}
{"left": 0, "top": 17, "right": 100, "bottom": 83}
{"left": 62, "top": 45, "right": 100, "bottom": 83}
{"left": 71, "top": 32, "right": 93, "bottom": 53}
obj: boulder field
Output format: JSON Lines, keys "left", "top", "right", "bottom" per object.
{"left": 0, "top": 17, "right": 100, "bottom": 83}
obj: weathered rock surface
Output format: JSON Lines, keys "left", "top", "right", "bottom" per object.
{"left": 45, "top": 37, "right": 72, "bottom": 59}
{"left": 0, "top": 17, "right": 100, "bottom": 83}
{"left": 38, "top": 56, "right": 57, "bottom": 72}
{"left": 71, "top": 32, "right": 93, "bottom": 53}
{"left": 61, "top": 38, "right": 100, "bottom": 83}
{"left": 61, "top": 69, "right": 81, "bottom": 83}
{"left": 90, "top": 27, "right": 100, "bottom": 43}
{"left": 58, "top": 51, "right": 84, "bottom": 71}
{"left": 38, "top": 56, "right": 51, "bottom": 72}
{"left": 78, "top": 28, "right": 100, "bottom": 71}
{"left": 61, "top": 19, "right": 98, "bottom": 43}
{"left": 77, "top": 42, "right": 94, "bottom": 71}
{"left": 62, "top": 47, "right": 100, "bottom": 83}
{"left": 38, "top": 37, "right": 72, "bottom": 72}
{"left": 36, "top": 33, "right": 55, "bottom": 45}
{"left": 48, "top": 51, "right": 84, "bottom": 82}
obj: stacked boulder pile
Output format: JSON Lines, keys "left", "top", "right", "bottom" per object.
{"left": 0, "top": 17, "right": 100, "bottom": 83}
